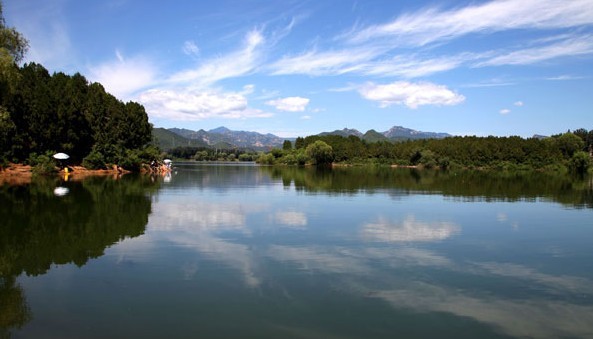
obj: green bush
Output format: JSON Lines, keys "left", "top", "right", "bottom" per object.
{"left": 569, "top": 151, "right": 591, "bottom": 174}
{"left": 256, "top": 153, "right": 275, "bottom": 165}
{"left": 82, "top": 150, "right": 106, "bottom": 169}
{"left": 31, "top": 152, "right": 57, "bottom": 175}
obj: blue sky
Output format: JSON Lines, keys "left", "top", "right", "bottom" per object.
{"left": 5, "top": 0, "right": 593, "bottom": 137}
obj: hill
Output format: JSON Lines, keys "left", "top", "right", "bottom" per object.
{"left": 382, "top": 126, "right": 451, "bottom": 140}
{"left": 319, "top": 128, "right": 364, "bottom": 138}
{"left": 317, "top": 126, "right": 451, "bottom": 141}
{"left": 165, "top": 127, "right": 286, "bottom": 151}
{"left": 157, "top": 125, "right": 453, "bottom": 151}
{"left": 152, "top": 128, "right": 208, "bottom": 150}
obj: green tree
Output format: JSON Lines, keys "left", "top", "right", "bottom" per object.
{"left": 295, "top": 137, "right": 305, "bottom": 149}
{"left": 0, "top": 105, "right": 14, "bottom": 163}
{"left": 282, "top": 140, "right": 292, "bottom": 151}
{"left": 569, "top": 151, "right": 591, "bottom": 174}
{"left": 555, "top": 132, "right": 584, "bottom": 159}
{"left": 306, "top": 140, "right": 334, "bottom": 166}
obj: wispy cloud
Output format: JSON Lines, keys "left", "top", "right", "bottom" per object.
{"left": 134, "top": 29, "right": 273, "bottom": 121}
{"left": 168, "top": 29, "right": 266, "bottom": 87}
{"left": 89, "top": 50, "right": 158, "bottom": 99}
{"left": 345, "top": 0, "right": 593, "bottom": 46}
{"left": 359, "top": 53, "right": 476, "bottom": 78}
{"left": 6, "top": 1, "right": 75, "bottom": 71}
{"left": 182, "top": 40, "right": 200, "bottom": 57}
{"left": 358, "top": 81, "right": 465, "bottom": 109}
{"left": 500, "top": 109, "right": 511, "bottom": 115}
{"left": 545, "top": 74, "right": 587, "bottom": 81}
{"left": 266, "top": 96, "right": 310, "bottom": 112}
{"left": 268, "top": 47, "right": 379, "bottom": 76}
{"left": 476, "top": 34, "right": 593, "bottom": 66}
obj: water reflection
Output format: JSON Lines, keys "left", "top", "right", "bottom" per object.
{"left": 274, "top": 211, "right": 308, "bottom": 229}
{"left": 265, "top": 166, "right": 593, "bottom": 208}
{"left": 0, "top": 175, "right": 159, "bottom": 336}
{"left": 3, "top": 164, "right": 593, "bottom": 338}
{"left": 362, "top": 215, "right": 460, "bottom": 242}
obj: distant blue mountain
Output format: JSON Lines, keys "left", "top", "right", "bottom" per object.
{"left": 168, "top": 126, "right": 286, "bottom": 150}
{"left": 319, "top": 126, "right": 451, "bottom": 140}
{"left": 162, "top": 125, "right": 452, "bottom": 151}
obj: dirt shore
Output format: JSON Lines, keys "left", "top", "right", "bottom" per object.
{"left": 0, "top": 163, "right": 129, "bottom": 185}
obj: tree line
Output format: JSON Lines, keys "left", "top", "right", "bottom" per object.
{"left": 167, "top": 146, "right": 259, "bottom": 162}
{"left": 262, "top": 130, "right": 593, "bottom": 173}
{"left": 0, "top": 5, "right": 156, "bottom": 171}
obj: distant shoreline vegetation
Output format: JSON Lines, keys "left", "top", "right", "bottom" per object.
{"left": 163, "top": 131, "right": 593, "bottom": 174}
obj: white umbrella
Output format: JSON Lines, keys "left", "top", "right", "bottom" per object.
{"left": 163, "top": 159, "right": 172, "bottom": 164}
{"left": 53, "top": 152, "right": 70, "bottom": 160}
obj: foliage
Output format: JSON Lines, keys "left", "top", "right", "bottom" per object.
{"left": 0, "top": 4, "right": 28, "bottom": 65}
{"left": 554, "top": 132, "right": 584, "bottom": 158}
{"left": 166, "top": 146, "right": 257, "bottom": 162}
{"left": 256, "top": 152, "right": 276, "bottom": 165}
{"left": 0, "top": 62, "right": 154, "bottom": 169}
{"left": 82, "top": 149, "right": 106, "bottom": 169}
{"left": 255, "top": 130, "right": 593, "bottom": 172}
{"left": 0, "top": 9, "right": 155, "bottom": 171}
{"left": 306, "top": 140, "right": 334, "bottom": 166}
{"left": 569, "top": 151, "right": 591, "bottom": 174}
{"left": 30, "top": 151, "right": 57, "bottom": 175}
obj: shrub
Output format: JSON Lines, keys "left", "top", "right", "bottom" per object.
{"left": 256, "top": 153, "right": 275, "bottom": 165}
{"left": 31, "top": 152, "right": 57, "bottom": 175}
{"left": 82, "top": 150, "right": 106, "bottom": 169}
{"left": 569, "top": 151, "right": 591, "bottom": 174}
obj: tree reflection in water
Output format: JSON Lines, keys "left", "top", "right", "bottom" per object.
{"left": 264, "top": 166, "right": 593, "bottom": 209}
{"left": 0, "top": 175, "right": 159, "bottom": 337}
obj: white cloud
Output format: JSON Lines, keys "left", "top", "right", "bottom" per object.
{"left": 133, "top": 29, "right": 271, "bottom": 122}
{"left": 346, "top": 0, "right": 593, "bottom": 46}
{"left": 545, "top": 75, "right": 586, "bottom": 81}
{"left": 359, "top": 53, "right": 476, "bottom": 78}
{"left": 268, "top": 47, "right": 379, "bottom": 76}
{"left": 514, "top": 101, "right": 524, "bottom": 107}
{"left": 358, "top": 81, "right": 465, "bottom": 109}
{"left": 300, "top": 115, "right": 312, "bottom": 120}
{"left": 182, "top": 40, "right": 200, "bottom": 56}
{"left": 88, "top": 50, "right": 158, "bottom": 100}
{"left": 168, "top": 29, "right": 265, "bottom": 87}
{"left": 476, "top": 35, "right": 593, "bottom": 67}
{"left": 138, "top": 88, "right": 272, "bottom": 121}
{"left": 266, "top": 96, "right": 310, "bottom": 112}
{"left": 500, "top": 109, "right": 511, "bottom": 115}
{"left": 361, "top": 216, "right": 460, "bottom": 242}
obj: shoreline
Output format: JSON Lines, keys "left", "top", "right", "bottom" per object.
{"left": 0, "top": 163, "right": 130, "bottom": 185}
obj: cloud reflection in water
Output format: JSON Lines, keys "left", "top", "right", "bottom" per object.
{"left": 362, "top": 215, "right": 460, "bottom": 242}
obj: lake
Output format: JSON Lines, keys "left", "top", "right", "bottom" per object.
{"left": 2, "top": 163, "right": 593, "bottom": 338}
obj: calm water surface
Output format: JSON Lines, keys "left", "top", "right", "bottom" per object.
{"left": 2, "top": 163, "right": 593, "bottom": 338}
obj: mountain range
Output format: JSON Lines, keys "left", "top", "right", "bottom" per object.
{"left": 152, "top": 126, "right": 452, "bottom": 151}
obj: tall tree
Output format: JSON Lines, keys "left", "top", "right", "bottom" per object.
{"left": 0, "top": 2, "right": 28, "bottom": 162}
{"left": 306, "top": 140, "right": 334, "bottom": 166}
